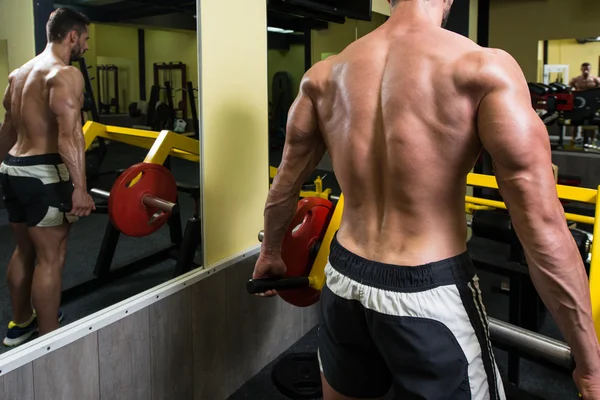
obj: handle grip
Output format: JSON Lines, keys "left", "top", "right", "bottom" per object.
{"left": 246, "top": 277, "right": 310, "bottom": 294}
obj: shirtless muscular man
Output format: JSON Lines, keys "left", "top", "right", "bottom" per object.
{"left": 253, "top": 0, "right": 600, "bottom": 398}
{"left": 570, "top": 62, "right": 600, "bottom": 91}
{"left": 0, "top": 7, "right": 95, "bottom": 346}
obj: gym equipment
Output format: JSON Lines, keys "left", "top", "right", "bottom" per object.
{"left": 77, "top": 163, "right": 178, "bottom": 238}
{"left": 61, "top": 122, "right": 202, "bottom": 305}
{"left": 271, "top": 352, "right": 322, "bottom": 399}
{"left": 186, "top": 81, "right": 200, "bottom": 139}
{"left": 469, "top": 209, "right": 592, "bottom": 271}
{"left": 249, "top": 197, "right": 334, "bottom": 307}
{"left": 154, "top": 62, "right": 188, "bottom": 121}
{"left": 97, "top": 64, "right": 119, "bottom": 114}
{"left": 269, "top": 166, "right": 333, "bottom": 201}
{"left": 530, "top": 82, "right": 600, "bottom": 127}
{"left": 248, "top": 172, "right": 600, "bottom": 398}
{"left": 106, "top": 163, "right": 177, "bottom": 237}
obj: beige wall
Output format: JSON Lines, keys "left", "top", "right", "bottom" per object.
{"left": 200, "top": 0, "right": 269, "bottom": 266}
{"left": 0, "top": 0, "right": 35, "bottom": 73}
{"left": 489, "top": 0, "right": 600, "bottom": 81}
{"left": 372, "top": 0, "right": 391, "bottom": 16}
{"left": 311, "top": 13, "right": 389, "bottom": 65}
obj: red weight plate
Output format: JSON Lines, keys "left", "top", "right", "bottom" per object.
{"left": 108, "top": 162, "right": 177, "bottom": 237}
{"left": 279, "top": 197, "right": 333, "bottom": 307}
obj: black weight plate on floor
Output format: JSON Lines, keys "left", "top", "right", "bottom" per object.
{"left": 271, "top": 352, "right": 322, "bottom": 399}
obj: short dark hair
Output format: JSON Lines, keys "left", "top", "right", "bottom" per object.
{"left": 582, "top": 62, "right": 591, "bottom": 68}
{"left": 46, "top": 7, "right": 90, "bottom": 43}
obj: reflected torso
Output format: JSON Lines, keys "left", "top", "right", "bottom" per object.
{"left": 7, "top": 53, "right": 69, "bottom": 157}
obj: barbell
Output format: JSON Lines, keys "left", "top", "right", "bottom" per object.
{"left": 247, "top": 196, "right": 577, "bottom": 374}
{"left": 61, "top": 162, "right": 179, "bottom": 237}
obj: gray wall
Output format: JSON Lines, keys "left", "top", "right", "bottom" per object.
{"left": 0, "top": 255, "right": 319, "bottom": 400}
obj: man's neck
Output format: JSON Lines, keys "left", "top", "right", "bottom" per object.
{"left": 45, "top": 42, "right": 72, "bottom": 65}
{"left": 389, "top": 0, "right": 443, "bottom": 27}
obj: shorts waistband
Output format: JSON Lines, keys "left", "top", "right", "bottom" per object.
{"left": 328, "top": 234, "right": 476, "bottom": 292}
{"left": 2, "top": 153, "right": 63, "bottom": 166}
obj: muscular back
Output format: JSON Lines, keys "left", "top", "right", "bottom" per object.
{"left": 309, "top": 26, "right": 491, "bottom": 265}
{"left": 8, "top": 53, "right": 82, "bottom": 157}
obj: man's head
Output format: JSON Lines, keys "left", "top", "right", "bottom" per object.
{"left": 46, "top": 7, "right": 90, "bottom": 61}
{"left": 388, "top": 0, "right": 454, "bottom": 27}
{"left": 582, "top": 63, "right": 592, "bottom": 78}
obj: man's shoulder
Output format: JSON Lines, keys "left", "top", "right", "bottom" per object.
{"left": 47, "top": 65, "right": 83, "bottom": 87}
{"left": 300, "top": 59, "right": 333, "bottom": 95}
{"left": 459, "top": 47, "right": 523, "bottom": 91}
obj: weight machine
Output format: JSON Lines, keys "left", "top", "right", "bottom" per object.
{"left": 61, "top": 122, "right": 202, "bottom": 304}
{"left": 154, "top": 62, "right": 188, "bottom": 121}
{"left": 529, "top": 81, "right": 600, "bottom": 150}
{"left": 97, "top": 64, "right": 119, "bottom": 114}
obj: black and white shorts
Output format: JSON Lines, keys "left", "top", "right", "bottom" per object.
{"left": 0, "top": 153, "right": 77, "bottom": 227}
{"left": 317, "top": 234, "right": 506, "bottom": 399}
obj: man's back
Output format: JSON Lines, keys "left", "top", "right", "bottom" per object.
{"left": 257, "top": 2, "right": 600, "bottom": 398}
{"left": 311, "top": 23, "right": 485, "bottom": 266}
{"left": 8, "top": 53, "right": 72, "bottom": 157}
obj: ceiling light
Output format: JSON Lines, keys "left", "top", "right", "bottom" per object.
{"left": 267, "top": 27, "right": 294, "bottom": 34}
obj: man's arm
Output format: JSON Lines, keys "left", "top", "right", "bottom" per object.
{"left": 261, "top": 75, "right": 326, "bottom": 257}
{"left": 477, "top": 50, "right": 600, "bottom": 377}
{"left": 0, "top": 76, "right": 17, "bottom": 162}
{"left": 49, "top": 67, "right": 87, "bottom": 191}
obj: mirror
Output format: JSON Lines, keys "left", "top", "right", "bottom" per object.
{"left": 266, "top": 10, "right": 389, "bottom": 200}
{"left": 536, "top": 38, "right": 600, "bottom": 192}
{"left": 0, "top": 4, "right": 201, "bottom": 357}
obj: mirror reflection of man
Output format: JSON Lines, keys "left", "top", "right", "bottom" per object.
{"left": 0, "top": 7, "right": 95, "bottom": 347}
{"left": 569, "top": 62, "right": 600, "bottom": 91}
{"left": 567, "top": 63, "right": 600, "bottom": 148}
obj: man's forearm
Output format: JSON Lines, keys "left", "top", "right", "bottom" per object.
{"left": 58, "top": 132, "right": 87, "bottom": 190}
{"left": 514, "top": 210, "right": 600, "bottom": 375}
{"left": 261, "top": 184, "right": 301, "bottom": 257}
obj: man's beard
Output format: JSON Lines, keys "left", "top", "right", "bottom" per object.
{"left": 441, "top": 6, "right": 451, "bottom": 28}
{"left": 70, "top": 45, "right": 82, "bottom": 62}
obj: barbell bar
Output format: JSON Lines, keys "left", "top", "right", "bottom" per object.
{"left": 89, "top": 187, "right": 178, "bottom": 214}
{"left": 61, "top": 162, "right": 179, "bottom": 237}
{"left": 488, "top": 317, "right": 573, "bottom": 370}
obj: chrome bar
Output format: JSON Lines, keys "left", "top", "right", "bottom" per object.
{"left": 488, "top": 317, "right": 572, "bottom": 369}
{"left": 90, "top": 188, "right": 110, "bottom": 200}
{"left": 142, "top": 195, "right": 178, "bottom": 214}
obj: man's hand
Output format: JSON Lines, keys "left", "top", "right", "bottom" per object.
{"left": 69, "top": 187, "right": 95, "bottom": 217}
{"left": 574, "top": 369, "right": 600, "bottom": 399}
{"left": 252, "top": 253, "right": 287, "bottom": 297}
{"left": 49, "top": 66, "right": 88, "bottom": 192}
